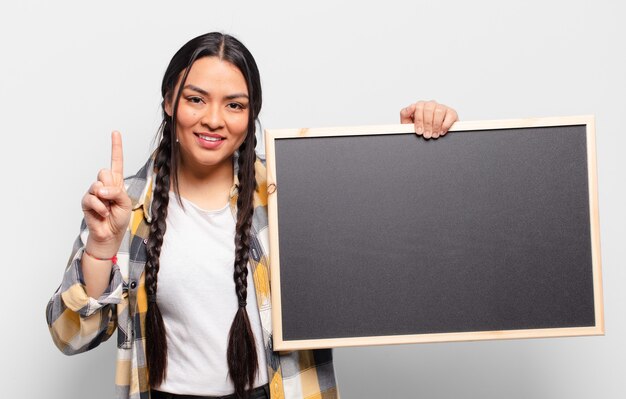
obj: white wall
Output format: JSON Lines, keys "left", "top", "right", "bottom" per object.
{"left": 1, "top": 0, "right": 624, "bottom": 397}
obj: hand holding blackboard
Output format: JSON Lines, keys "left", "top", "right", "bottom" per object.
{"left": 399, "top": 100, "right": 459, "bottom": 139}
{"left": 265, "top": 115, "right": 603, "bottom": 351}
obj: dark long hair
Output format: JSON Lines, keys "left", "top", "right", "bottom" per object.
{"left": 145, "top": 32, "right": 262, "bottom": 399}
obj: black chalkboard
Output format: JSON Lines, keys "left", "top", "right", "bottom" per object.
{"left": 265, "top": 117, "right": 603, "bottom": 350}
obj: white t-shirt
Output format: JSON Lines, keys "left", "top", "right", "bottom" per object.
{"left": 152, "top": 192, "right": 269, "bottom": 395}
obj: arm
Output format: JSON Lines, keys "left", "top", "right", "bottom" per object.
{"left": 46, "top": 131, "right": 131, "bottom": 355}
{"left": 45, "top": 219, "right": 125, "bottom": 355}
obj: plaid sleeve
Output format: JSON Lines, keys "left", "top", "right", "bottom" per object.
{"left": 46, "top": 218, "right": 124, "bottom": 355}
{"left": 279, "top": 349, "right": 338, "bottom": 399}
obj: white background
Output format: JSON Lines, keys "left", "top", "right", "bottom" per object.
{"left": 1, "top": 0, "right": 624, "bottom": 398}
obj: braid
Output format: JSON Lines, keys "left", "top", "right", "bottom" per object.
{"left": 145, "top": 121, "right": 172, "bottom": 387}
{"left": 227, "top": 135, "right": 259, "bottom": 399}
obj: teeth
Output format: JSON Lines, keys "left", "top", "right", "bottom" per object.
{"left": 198, "top": 134, "right": 222, "bottom": 142}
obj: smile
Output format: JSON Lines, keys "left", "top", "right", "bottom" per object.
{"left": 195, "top": 133, "right": 225, "bottom": 142}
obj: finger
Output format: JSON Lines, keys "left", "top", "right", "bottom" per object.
{"left": 97, "top": 185, "right": 130, "bottom": 206}
{"left": 88, "top": 181, "right": 104, "bottom": 195}
{"left": 422, "top": 101, "right": 436, "bottom": 138}
{"left": 432, "top": 105, "right": 447, "bottom": 137}
{"left": 400, "top": 103, "right": 416, "bottom": 124}
{"left": 97, "top": 168, "right": 114, "bottom": 187}
{"left": 111, "top": 131, "right": 124, "bottom": 182}
{"left": 441, "top": 109, "right": 459, "bottom": 134}
{"left": 82, "top": 193, "right": 110, "bottom": 218}
{"left": 414, "top": 101, "right": 425, "bottom": 135}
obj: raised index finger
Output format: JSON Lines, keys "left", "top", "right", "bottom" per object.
{"left": 111, "top": 130, "right": 124, "bottom": 179}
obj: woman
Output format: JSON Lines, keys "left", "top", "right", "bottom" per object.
{"left": 46, "top": 32, "right": 458, "bottom": 399}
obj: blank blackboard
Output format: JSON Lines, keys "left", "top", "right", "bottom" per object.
{"left": 264, "top": 116, "right": 603, "bottom": 351}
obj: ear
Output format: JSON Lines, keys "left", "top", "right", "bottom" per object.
{"left": 164, "top": 95, "right": 173, "bottom": 117}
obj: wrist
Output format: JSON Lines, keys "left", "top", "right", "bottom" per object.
{"left": 85, "top": 238, "right": 121, "bottom": 260}
{"left": 83, "top": 248, "right": 118, "bottom": 264}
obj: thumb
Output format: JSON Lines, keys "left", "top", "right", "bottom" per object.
{"left": 400, "top": 103, "right": 416, "bottom": 124}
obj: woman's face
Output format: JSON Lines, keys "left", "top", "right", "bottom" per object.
{"left": 166, "top": 56, "right": 250, "bottom": 174}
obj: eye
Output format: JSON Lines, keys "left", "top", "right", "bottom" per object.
{"left": 186, "top": 96, "right": 204, "bottom": 104}
{"left": 227, "top": 102, "right": 247, "bottom": 111}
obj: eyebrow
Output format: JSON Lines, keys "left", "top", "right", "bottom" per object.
{"left": 183, "top": 84, "right": 249, "bottom": 100}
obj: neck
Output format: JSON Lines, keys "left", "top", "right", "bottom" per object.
{"left": 175, "top": 156, "right": 234, "bottom": 210}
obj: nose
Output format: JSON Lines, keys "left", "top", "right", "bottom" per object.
{"left": 202, "top": 104, "right": 224, "bottom": 131}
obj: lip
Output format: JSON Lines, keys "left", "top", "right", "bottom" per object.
{"left": 194, "top": 132, "right": 226, "bottom": 150}
{"left": 194, "top": 132, "right": 225, "bottom": 139}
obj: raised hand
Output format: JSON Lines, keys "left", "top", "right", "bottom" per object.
{"left": 400, "top": 100, "right": 459, "bottom": 139}
{"left": 81, "top": 131, "right": 132, "bottom": 258}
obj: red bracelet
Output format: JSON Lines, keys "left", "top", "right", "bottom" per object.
{"left": 84, "top": 249, "right": 118, "bottom": 264}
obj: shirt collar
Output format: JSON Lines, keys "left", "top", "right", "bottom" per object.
{"left": 130, "top": 151, "right": 265, "bottom": 223}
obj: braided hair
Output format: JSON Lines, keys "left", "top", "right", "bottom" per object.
{"left": 145, "top": 32, "right": 263, "bottom": 399}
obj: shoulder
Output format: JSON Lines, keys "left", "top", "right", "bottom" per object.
{"left": 253, "top": 153, "right": 268, "bottom": 207}
{"left": 124, "top": 155, "right": 155, "bottom": 211}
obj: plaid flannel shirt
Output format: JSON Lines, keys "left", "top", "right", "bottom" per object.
{"left": 46, "top": 154, "right": 339, "bottom": 399}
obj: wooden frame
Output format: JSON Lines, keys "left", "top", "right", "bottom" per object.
{"left": 264, "top": 115, "right": 603, "bottom": 351}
